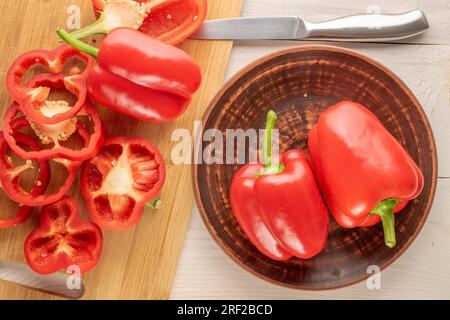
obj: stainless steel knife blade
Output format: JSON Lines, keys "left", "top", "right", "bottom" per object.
{"left": 191, "top": 9, "right": 429, "bottom": 42}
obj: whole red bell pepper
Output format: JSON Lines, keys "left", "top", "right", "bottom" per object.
{"left": 81, "top": 136, "right": 166, "bottom": 230}
{"left": 230, "top": 111, "right": 329, "bottom": 260}
{"left": 68, "top": 0, "right": 207, "bottom": 46}
{"left": 308, "top": 101, "right": 424, "bottom": 248}
{"left": 0, "top": 131, "right": 50, "bottom": 228}
{"left": 24, "top": 195, "right": 103, "bottom": 275}
{"left": 5, "top": 45, "right": 94, "bottom": 124}
{"left": 57, "top": 27, "right": 202, "bottom": 122}
{"left": 3, "top": 74, "right": 105, "bottom": 161}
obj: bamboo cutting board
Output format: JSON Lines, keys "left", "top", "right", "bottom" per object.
{"left": 0, "top": 0, "right": 243, "bottom": 299}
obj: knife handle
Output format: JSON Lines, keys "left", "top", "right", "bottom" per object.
{"left": 305, "top": 9, "right": 429, "bottom": 41}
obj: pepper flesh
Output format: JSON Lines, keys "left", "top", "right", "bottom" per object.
{"left": 0, "top": 131, "right": 50, "bottom": 228}
{"left": 81, "top": 136, "right": 166, "bottom": 230}
{"left": 68, "top": 0, "right": 207, "bottom": 46}
{"left": 57, "top": 27, "right": 202, "bottom": 122}
{"left": 24, "top": 195, "right": 103, "bottom": 275}
{"left": 5, "top": 45, "right": 94, "bottom": 124}
{"left": 308, "top": 101, "right": 424, "bottom": 248}
{"left": 230, "top": 111, "right": 329, "bottom": 260}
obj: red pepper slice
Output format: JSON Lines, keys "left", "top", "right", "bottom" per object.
{"left": 308, "top": 101, "right": 424, "bottom": 248}
{"left": 5, "top": 45, "right": 94, "bottom": 124}
{"left": 0, "top": 124, "right": 84, "bottom": 207}
{"left": 57, "top": 28, "right": 202, "bottom": 122}
{"left": 230, "top": 111, "right": 329, "bottom": 260}
{"left": 24, "top": 195, "right": 103, "bottom": 275}
{"left": 81, "top": 136, "right": 166, "bottom": 230}
{"left": 4, "top": 73, "right": 104, "bottom": 161}
{"left": 0, "top": 131, "right": 50, "bottom": 228}
{"left": 68, "top": 0, "right": 207, "bottom": 46}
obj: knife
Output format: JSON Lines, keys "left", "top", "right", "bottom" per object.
{"left": 191, "top": 9, "right": 429, "bottom": 42}
{"left": 0, "top": 261, "right": 85, "bottom": 299}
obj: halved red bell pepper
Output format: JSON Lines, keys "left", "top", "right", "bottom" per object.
{"left": 67, "top": 0, "right": 207, "bottom": 46}
{"left": 5, "top": 45, "right": 94, "bottom": 124}
{"left": 230, "top": 111, "right": 329, "bottom": 260}
{"left": 4, "top": 74, "right": 104, "bottom": 161}
{"left": 308, "top": 101, "right": 424, "bottom": 248}
{"left": 57, "top": 27, "right": 202, "bottom": 122}
{"left": 24, "top": 195, "right": 103, "bottom": 275}
{"left": 0, "top": 119, "right": 84, "bottom": 207}
{"left": 0, "top": 131, "right": 50, "bottom": 228}
{"left": 81, "top": 136, "right": 166, "bottom": 230}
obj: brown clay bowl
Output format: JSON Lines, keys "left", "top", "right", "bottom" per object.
{"left": 193, "top": 45, "right": 437, "bottom": 290}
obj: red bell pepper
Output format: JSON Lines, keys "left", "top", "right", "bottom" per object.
{"left": 24, "top": 195, "right": 103, "bottom": 275}
{"left": 0, "top": 131, "right": 50, "bottom": 228}
{"left": 308, "top": 101, "right": 424, "bottom": 248}
{"left": 3, "top": 74, "right": 105, "bottom": 161}
{"left": 81, "top": 136, "right": 166, "bottom": 230}
{"left": 67, "top": 0, "right": 207, "bottom": 46}
{"left": 0, "top": 119, "right": 84, "bottom": 207}
{"left": 230, "top": 111, "right": 329, "bottom": 260}
{"left": 5, "top": 45, "right": 94, "bottom": 124}
{"left": 57, "top": 27, "right": 202, "bottom": 122}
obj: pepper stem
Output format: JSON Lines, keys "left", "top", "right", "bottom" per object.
{"left": 67, "top": 12, "right": 110, "bottom": 39}
{"left": 370, "top": 198, "right": 399, "bottom": 248}
{"left": 56, "top": 29, "right": 99, "bottom": 59}
{"left": 146, "top": 198, "right": 162, "bottom": 210}
{"left": 255, "top": 111, "right": 283, "bottom": 177}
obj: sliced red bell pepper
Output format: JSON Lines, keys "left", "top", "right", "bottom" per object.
{"left": 57, "top": 27, "right": 202, "bottom": 122}
{"left": 81, "top": 136, "right": 166, "bottom": 230}
{"left": 0, "top": 120, "right": 84, "bottom": 207}
{"left": 5, "top": 45, "right": 94, "bottom": 124}
{"left": 4, "top": 74, "right": 104, "bottom": 161}
{"left": 230, "top": 111, "right": 329, "bottom": 260}
{"left": 24, "top": 195, "right": 103, "bottom": 275}
{"left": 308, "top": 101, "right": 424, "bottom": 248}
{"left": 67, "top": 0, "right": 207, "bottom": 46}
{"left": 0, "top": 131, "right": 50, "bottom": 228}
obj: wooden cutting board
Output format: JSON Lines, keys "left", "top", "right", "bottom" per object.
{"left": 0, "top": 0, "right": 243, "bottom": 299}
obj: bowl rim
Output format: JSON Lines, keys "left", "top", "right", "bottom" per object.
{"left": 192, "top": 44, "right": 438, "bottom": 290}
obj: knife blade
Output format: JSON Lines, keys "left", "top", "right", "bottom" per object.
{"left": 191, "top": 9, "right": 429, "bottom": 42}
{"left": 0, "top": 261, "right": 85, "bottom": 299}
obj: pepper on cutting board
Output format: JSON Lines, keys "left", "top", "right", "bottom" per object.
{"left": 5, "top": 45, "right": 94, "bottom": 124}
{"left": 230, "top": 111, "right": 329, "bottom": 260}
{"left": 3, "top": 73, "right": 105, "bottom": 161}
{"left": 81, "top": 136, "right": 166, "bottom": 230}
{"left": 0, "top": 131, "right": 50, "bottom": 228}
{"left": 24, "top": 195, "right": 103, "bottom": 275}
{"left": 57, "top": 27, "right": 202, "bottom": 122}
{"left": 308, "top": 101, "right": 424, "bottom": 248}
{"left": 68, "top": 0, "right": 207, "bottom": 46}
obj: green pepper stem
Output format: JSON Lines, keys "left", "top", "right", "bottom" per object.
{"left": 146, "top": 198, "right": 162, "bottom": 210}
{"left": 254, "top": 110, "right": 283, "bottom": 177}
{"left": 67, "top": 12, "right": 109, "bottom": 40}
{"left": 56, "top": 29, "right": 99, "bottom": 59}
{"left": 370, "top": 198, "right": 399, "bottom": 248}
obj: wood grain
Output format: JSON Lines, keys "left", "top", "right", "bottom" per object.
{"left": 0, "top": 0, "right": 243, "bottom": 299}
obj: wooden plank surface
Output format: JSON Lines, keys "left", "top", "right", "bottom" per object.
{"left": 171, "top": 0, "right": 450, "bottom": 299}
{"left": 0, "top": 0, "right": 243, "bottom": 299}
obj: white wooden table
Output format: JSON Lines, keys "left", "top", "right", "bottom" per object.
{"left": 171, "top": 0, "right": 450, "bottom": 299}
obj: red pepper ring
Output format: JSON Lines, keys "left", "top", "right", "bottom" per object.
{"left": 0, "top": 127, "right": 84, "bottom": 207}
{"left": 3, "top": 99, "right": 105, "bottom": 161}
{"left": 5, "top": 45, "right": 94, "bottom": 124}
{"left": 24, "top": 195, "right": 103, "bottom": 275}
{"left": 0, "top": 132, "right": 50, "bottom": 228}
